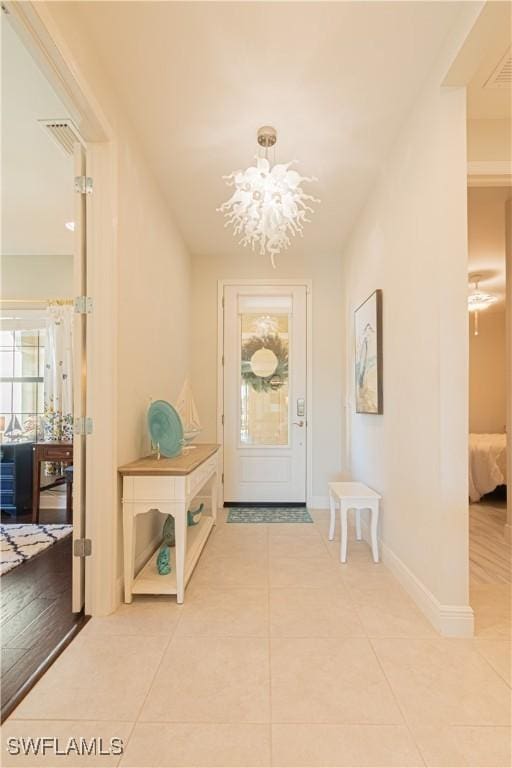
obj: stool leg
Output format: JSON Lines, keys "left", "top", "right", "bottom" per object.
{"left": 370, "top": 502, "right": 380, "bottom": 562}
{"left": 355, "top": 508, "right": 362, "bottom": 541}
{"left": 340, "top": 503, "right": 348, "bottom": 563}
{"left": 328, "top": 491, "right": 336, "bottom": 541}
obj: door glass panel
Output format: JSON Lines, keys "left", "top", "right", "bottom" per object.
{"left": 240, "top": 313, "right": 289, "bottom": 446}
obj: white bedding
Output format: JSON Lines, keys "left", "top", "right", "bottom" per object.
{"left": 468, "top": 433, "right": 507, "bottom": 503}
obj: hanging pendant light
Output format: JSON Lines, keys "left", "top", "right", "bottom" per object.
{"left": 468, "top": 275, "right": 497, "bottom": 336}
{"left": 217, "top": 126, "right": 320, "bottom": 268}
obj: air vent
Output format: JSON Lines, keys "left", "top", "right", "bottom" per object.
{"left": 484, "top": 47, "right": 512, "bottom": 89}
{"left": 38, "top": 118, "right": 84, "bottom": 155}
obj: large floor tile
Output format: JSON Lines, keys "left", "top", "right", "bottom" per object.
{"left": 372, "top": 638, "right": 511, "bottom": 726}
{"left": 271, "top": 637, "right": 403, "bottom": 724}
{"left": 11, "top": 634, "right": 168, "bottom": 722}
{"left": 204, "top": 526, "right": 268, "bottom": 558}
{"left": 270, "top": 587, "right": 364, "bottom": 638}
{"left": 412, "top": 724, "right": 512, "bottom": 767}
{"left": 348, "top": 582, "right": 436, "bottom": 638}
{"left": 337, "top": 559, "right": 391, "bottom": 588}
{"left": 269, "top": 533, "right": 330, "bottom": 559}
{"left": 140, "top": 636, "right": 270, "bottom": 723}
{"left": 0, "top": 720, "right": 133, "bottom": 767}
{"left": 470, "top": 584, "right": 511, "bottom": 638}
{"left": 269, "top": 556, "right": 338, "bottom": 589}
{"left": 81, "top": 596, "right": 181, "bottom": 637}
{"left": 176, "top": 586, "right": 268, "bottom": 637}
{"left": 271, "top": 724, "right": 423, "bottom": 767}
{"left": 120, "top": 723, "right": 271, "bottom": 767}
{"left": 191, "top": 553, "right": 267, "bottom": 589}
{"left": 267, "top": 522, "right": 321, "bottom": 538}
{"left": 474, "top": 638, "right": 512, "bottom": 685}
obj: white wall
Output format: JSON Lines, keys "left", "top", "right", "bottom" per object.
{"left": 469, "top": 311, "right": 506, "bottom": 433}
{"left": 43, "top": 2, "right": 192, "bottom": 591}
{"left": 1, "top": 254, "right": 74, "bottom": 299}
{"left": 340, "top": 72, "right": 470, "bottom": 628}
{"left": 191, "top": 250, "right": 343, "bottom": 504}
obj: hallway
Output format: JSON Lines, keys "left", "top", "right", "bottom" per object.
{"left": 3, "top": 510, "right": 510, "bottom": 767}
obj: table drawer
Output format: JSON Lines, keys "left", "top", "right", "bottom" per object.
{"left": 187, "top": 455, "right": 217, "bottom": 496}
{"left": 41, "top": 446, "right": 73, "bottom": 460}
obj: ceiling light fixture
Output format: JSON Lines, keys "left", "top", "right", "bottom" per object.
{"left": 468, "top": 275, "right": 497, "bottom": 336}
{"left": 217, "top": 126, "right": 319, "bottom": 268}
{"left": 65, "top": 221, "right": 75, "bottom": 232}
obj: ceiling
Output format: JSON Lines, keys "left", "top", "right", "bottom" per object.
{"left": 1, "top": 19, "right": 74, "bottom": 257}
{"left": 466, "top": 2, "right": 511, "bottom": 120}
{"left": 72, "top": 0, "right": 469, "bottom": 258}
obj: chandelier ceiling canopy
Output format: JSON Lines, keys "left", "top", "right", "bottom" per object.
{"left": 218, "top": 126, "right": 319, "bottom": 268}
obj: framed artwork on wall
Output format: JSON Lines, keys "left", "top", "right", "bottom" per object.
{"left": 354, "top": 289, "right": 383, "bottom": 414}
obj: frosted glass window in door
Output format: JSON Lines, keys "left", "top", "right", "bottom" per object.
{"left": 240, "top": 313, "right": 289, "bottom": 445}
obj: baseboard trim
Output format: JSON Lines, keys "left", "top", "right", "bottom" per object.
{"left": 360, "top": 521, "right": 474, "bottom": 637}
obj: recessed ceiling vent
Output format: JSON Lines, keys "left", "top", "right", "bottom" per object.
{"left": 38, "top": 118, "right": 84, "bottom": 155}
{"left": 484, "top": 47, "right": 512, "bottom": 89}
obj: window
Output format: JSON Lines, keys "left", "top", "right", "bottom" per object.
{"left": 0, "top": 326, "right": 46, "bottom": 442}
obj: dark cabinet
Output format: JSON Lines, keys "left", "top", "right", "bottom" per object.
{"left": 0, "top": 442, "right": 33, "bottom": 517}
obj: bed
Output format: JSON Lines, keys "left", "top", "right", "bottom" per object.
{"left": 469, "top": 433, "right": 507, "bottom": 503}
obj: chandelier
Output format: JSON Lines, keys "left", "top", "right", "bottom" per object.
{"left": 218, "top": 126, "right": 319, "bottom": 268}
{"left": 468, "top": 275, "right": 497, "bottom": 336}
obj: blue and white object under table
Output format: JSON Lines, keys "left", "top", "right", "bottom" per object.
{"left": 328, "top": 481, "right": 381, "bottom": 563}
{"left": 119, "top": 444, "right": 219, "bottom": 604}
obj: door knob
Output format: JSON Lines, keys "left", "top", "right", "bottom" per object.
{"left": 293, "top": 420, "right": 305, "bottom": 427}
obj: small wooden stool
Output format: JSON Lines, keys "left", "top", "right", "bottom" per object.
{"left": 328, "top": 481, "right": 381, "bottom": 563}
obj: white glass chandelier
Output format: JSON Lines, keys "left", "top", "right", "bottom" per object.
{"left": 468, "top": 275, "right": 497, "bottom": 336}
{"left": 218, "top": 126, "right": 319, "bottom": 268}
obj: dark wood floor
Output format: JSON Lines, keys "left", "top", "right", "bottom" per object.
{"left": 1, "top": 533, "right": 87, "bottom": 721}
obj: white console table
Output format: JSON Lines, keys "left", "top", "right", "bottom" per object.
{"left": 119, "top": 444, "right": 220, "bottom": 604}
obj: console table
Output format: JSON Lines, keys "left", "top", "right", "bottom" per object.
{"left": 119, "top": 444, "right": 220, "bottom": 604}
{"left": 32, "top": 442, "right": 73, "bottom": 523}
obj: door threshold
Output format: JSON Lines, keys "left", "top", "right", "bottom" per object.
{"left": 224, "top": 502, "right": 306, "bottom": 508}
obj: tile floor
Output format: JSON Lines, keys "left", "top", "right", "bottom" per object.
{"left": 2, "top": 509, "right": 511, "bottom": 767}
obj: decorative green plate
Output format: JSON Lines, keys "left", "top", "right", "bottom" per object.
{"left": 147, "top": 400, "right": 184, "bottom": 458}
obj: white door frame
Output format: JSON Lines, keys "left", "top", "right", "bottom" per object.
{"left": 6, "top": 1, "right": 119, "bottom": 616}
{"left": 217, "top": 279, "right": 313, "bottom": 508}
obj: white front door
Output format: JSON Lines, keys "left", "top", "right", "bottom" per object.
{"left": 223, "top": 285, "right": 307, "bottom": 504}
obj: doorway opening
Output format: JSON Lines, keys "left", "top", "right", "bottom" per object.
{"left": 467, "top": 186, "right": 511, "bottom": 636}
{"left": 0, "top": 17, "right": 89, "bottom": 720}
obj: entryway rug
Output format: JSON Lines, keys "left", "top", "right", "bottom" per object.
{"left": 227, "top": 507, "right": 313, "bottom": 524}
{"left": 0, "top": 524, "right": 72, "bottom": 575}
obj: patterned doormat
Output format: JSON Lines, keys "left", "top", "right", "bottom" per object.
{"left": 0, "top": 524, "right": 72, "bottom": 575}
{"left": 226, "top": 507, "right": 313, "bottom": 524}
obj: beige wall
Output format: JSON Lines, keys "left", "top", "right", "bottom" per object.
{"left": 467, "top": 119, "right": 512, "bottom": 162}
{"left": 467, "top": 186, "right": 508, "bottom": 435}
{"left": 45, "top": 2, "right": 192, "bottom": 584}
{"left": 469, "top": 311, "right": 506, "bottom": 433}
{"left": 191, "top": 251, "right": 343, "bottom": 503}
{"left": 340, "top": 70, "right": 470, "bottom": 618}
{"left": 1, "top": 254, "right": 73, "bottom": 299}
